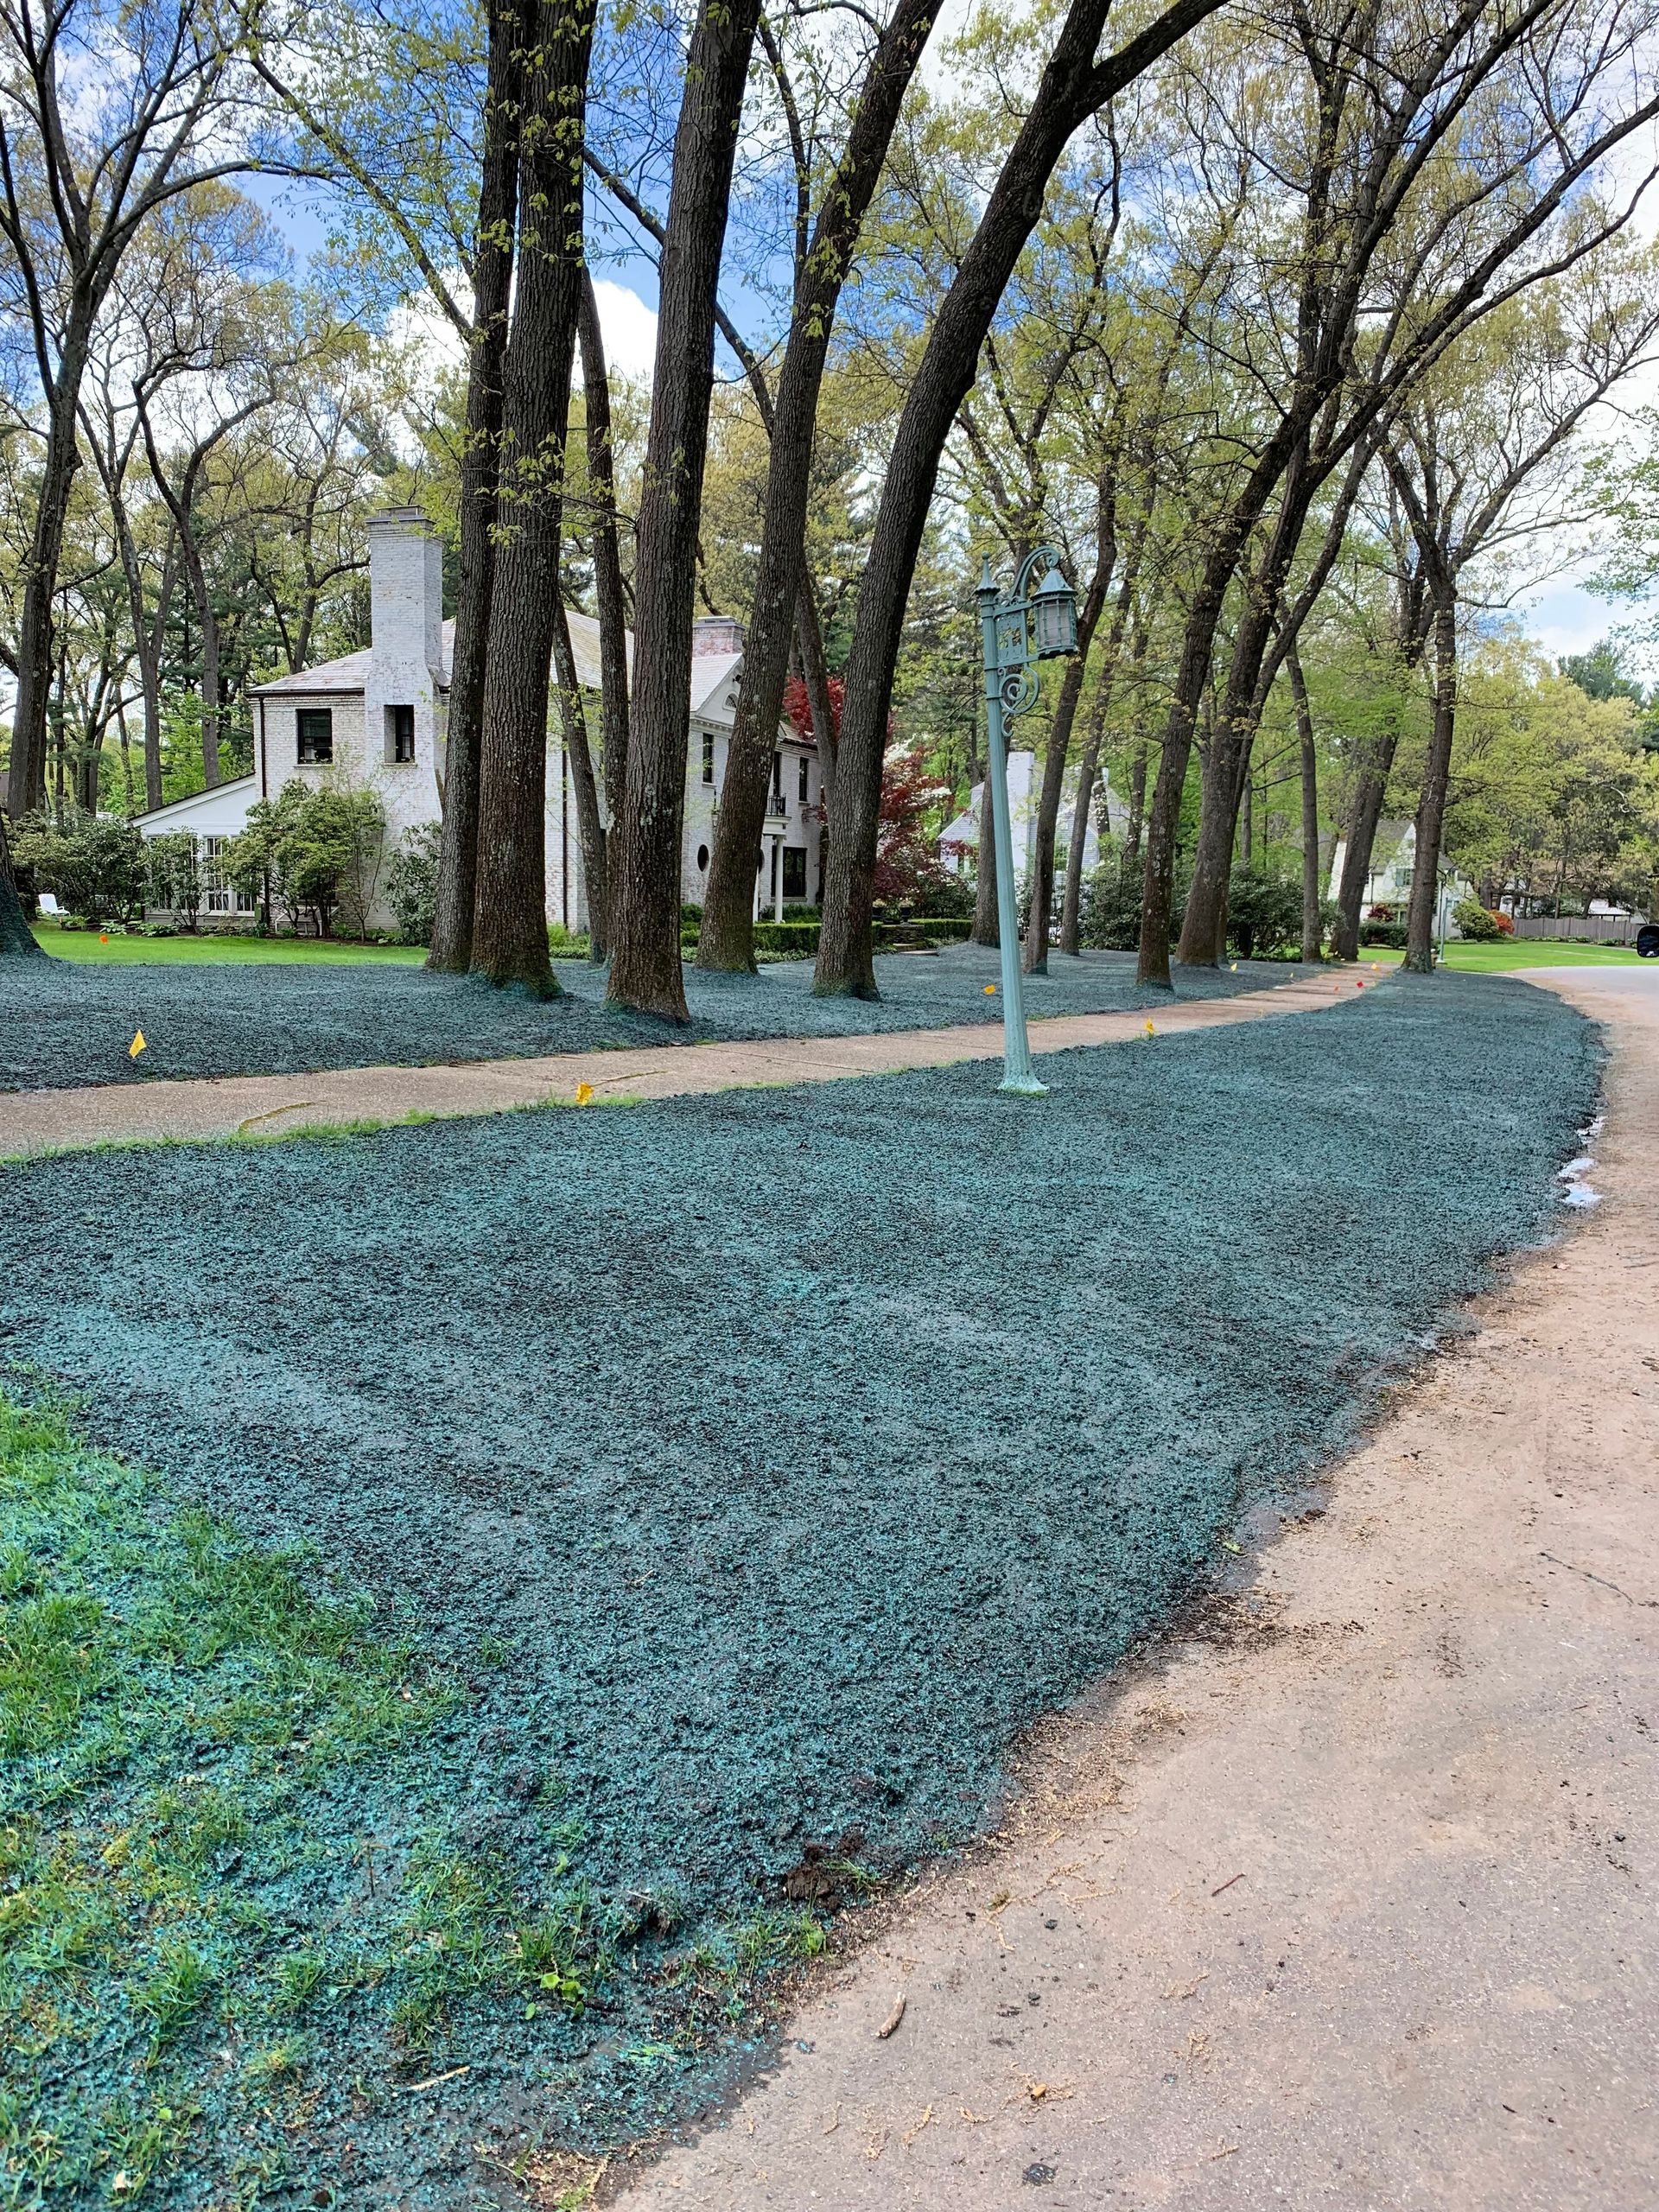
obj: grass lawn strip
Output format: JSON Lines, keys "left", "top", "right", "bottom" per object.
{"left": 0, "top": 944, "right": 1297, "bottom": 1095}
{"left": 0, "top": 974, "right": 1601, "bottom": 2206}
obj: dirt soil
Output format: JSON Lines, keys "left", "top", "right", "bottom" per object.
{"left": 615, "top": 964, "right": 1659, "bottom": 2212}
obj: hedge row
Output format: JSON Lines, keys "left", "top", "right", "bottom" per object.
{"left": 676, "top": 915, "right": 977, "bottom": 961}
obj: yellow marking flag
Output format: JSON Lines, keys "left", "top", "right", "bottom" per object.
{"left": 129, "top": 1030, "right": 147, "bottom": 1059}
{"left": 574, "top": 1080, "right": 594, "bottom": 1106}
{"left": 983, "top": 983, "right": 996, "bottom": 995}
{"left": 1143, "top": 1019, "right": 1155, "bottom": 1039}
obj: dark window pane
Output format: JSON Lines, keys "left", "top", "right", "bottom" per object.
{"left": 390, "top": 704, "right": 415, "bottom": 762}
{"left": 296, "top": 708, "right": 334, "bottom": 764}
{"left": 783, "top": 846, "right": 806, "bottom": 899}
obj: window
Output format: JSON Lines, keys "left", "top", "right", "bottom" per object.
{"left": 772, "top": 749, "right": 783, "bottom": 797}
{"left": 296, "top": 707, "right": 333, "bottom": 764}
{"left": 783, "top": 846, "right": 807, "bottom": 900}
{"left": 696, "top": 843, "right": 709, "bottom": 871}
{"left": 1393, "top": 865, "right": 1414, "bottom": 889}
{"left": 798, "top": 756, "right": 810, "bottom": 804}
{"left": 201, "top": 837, "right": 255, "bottom": 917}
{"left": 387, "top": 703, "right": 416, "bottom": 763}
{"left": 702, "top": 731, "right": 715, "bottom": 784}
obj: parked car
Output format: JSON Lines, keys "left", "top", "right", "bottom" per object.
{"left": 1638, "top": 923, "right": 1659, "bottom": 957}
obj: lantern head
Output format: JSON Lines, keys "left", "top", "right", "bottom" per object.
{"left": 1029, "top": 564, "right": 1078, "bottom": 658}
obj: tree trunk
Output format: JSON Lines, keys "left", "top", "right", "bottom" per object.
{"left": 1332, "top": 743, "right": 1395, "bottom": 960}
{"left": 552, "top": 593, "right": 608, "bottom": 957}
{"left": 577, "top": 266, "right": 631, "bottom": 850}
{"left": 970, "top": 772, "right": 1000, "bottom": 947}
{"left": 795, "top": 583, "right": 837, "bottom": 791}
{"left": 695, "top": 0, "right": 940, "bottom": 975}
{"left": 1024, "top": 508, "right": 1114, "bottom": 974}
{"left": 1124, "top": 734, "right": 1148, "bottom": 866}
{"left": 7, "top": 332, "right": 92, "bottom": 822}
{"left": 196, "top": 563, "right": 222, "bottom": 787}
{"left": 608, "top": 0, "right": 766, "bottom": 1018}
{"left": 813, "top": 0, "right": 1226, "bottom": 999}
{"left": 429, "top": 0, "right": 524, "bottom": 973}
{"left": 1405, "top": 581, "right": 1458, "bottom": 974}
{"left": 471, "top": 0, "right": 594, "bottom": 995}
{"left": 1058, "top": 681, "right": 1116, "bottom": 957}
{"left": 1288, "top": 641, "right": 1322, "bottom": 961}
{"left": 0, "top": 810, "right": 43, "bottom": 957}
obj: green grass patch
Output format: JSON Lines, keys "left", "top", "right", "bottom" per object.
{"left": 0, "top": 1387, "right": 827, "bottom": 2203}
{"left": 29, "top": 921, "right": 426, "bottom": 968}
{"left": 1352, "top": 939, "right": 1649, "bottom": 971}
{"left": 0, "top": 1388, "right": 468, "bottom": 2202}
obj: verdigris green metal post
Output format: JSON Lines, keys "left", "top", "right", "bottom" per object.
{"left": 978, "top": 556, "right": 1046, "bottom": 1096}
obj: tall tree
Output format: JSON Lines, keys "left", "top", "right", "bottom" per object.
{"left": 0, "top": 0, "right": 265, "bottom": 823}
{"left": 695, "top": 0, "right": 941, "bottom": 975}
{"left": 607, "top": 0, "right": 767, "bottom": 1018}
{"left": 811, "top": 0, "right": 1228, "bottom": 999}
{"left": 429, "top": 3, "right": 525, "bottom": 971}
{"left": 470, "top": 0, "right": 597, "bottom": 993}
{"left": 1136, "top": 0, "right": 1659, "bottom": 988}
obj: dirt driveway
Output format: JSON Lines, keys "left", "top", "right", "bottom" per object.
{"left": 614, "top": 967, "right": 1658, "bottom": 2211}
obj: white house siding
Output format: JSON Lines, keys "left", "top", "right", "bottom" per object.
{"left": 938, "top": 752, "right": 1116, "bottom": 884}
{"left": 135, "top": 512, "right": 792, "bottom": 934}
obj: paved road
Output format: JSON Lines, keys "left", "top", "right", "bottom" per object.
{"left": 609, "top": 966, "right": 1659, "bottom": 2212}
{"left": 0, "top": 969, "right": 1377, "bottom": 1156}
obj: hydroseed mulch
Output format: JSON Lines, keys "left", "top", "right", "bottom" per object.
{"left": 0, "top": 941, "right": 1296, "bottom": 1092}
{"left": 0, "top": 975, "right": 1599, "bottom": 2209}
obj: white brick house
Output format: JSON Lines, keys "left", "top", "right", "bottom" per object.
{"left": 136, "top": 508, "right": 819, "bottom": 931}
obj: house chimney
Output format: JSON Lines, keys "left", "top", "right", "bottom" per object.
{"left": 691, "top": 613, "right": 745, "bottom": 657}
{"left": 368, "top": 508, "right": 443, "bottom": 677}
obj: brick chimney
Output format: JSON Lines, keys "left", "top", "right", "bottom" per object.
{"left": 368, "top": 508, "right": 443, "bottom": 680}
{"left": 691, "top": 613, "right": 746, "bottom": 657}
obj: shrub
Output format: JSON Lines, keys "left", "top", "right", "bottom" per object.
{"left": 1359, "top": 920, "right": 1408, "bottom": 949}
{"left": 1077, "top": 868, "right": 1147, "bottom": 950}
{"left": 13, "top": 808, "right": 146, "bottom": 923}
{"left": 385, "top": 823, "right": 443, "bottom": 946}
{"left": 224, "top": 783, "right": 385, "bottom": 939}
{"left": 1224, "top": 864, "right": 1302, "bottom": 959}
{"left": 901, "top": 916, "right": 975, "bottom": 944}
{"left": 1452, "top": 898, "right": 1504, "bottom": 942}
{"left": 750, "top": 919, "right": 819, "bottom": 958}
{"left": 145, "top": 831, "right": 204, "bottom": 931}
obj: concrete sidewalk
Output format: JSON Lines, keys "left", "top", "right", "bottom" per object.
{"left": 0, "top": 968, "right": 1377, "bottom": 1156}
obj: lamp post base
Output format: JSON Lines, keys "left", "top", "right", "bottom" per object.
{"left": 997, "top": 1074, "right": 1050, "bottom": 1096}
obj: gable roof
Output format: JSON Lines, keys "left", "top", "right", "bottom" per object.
{"left": 251, "top": 610, "right": 626, "bottom": 698}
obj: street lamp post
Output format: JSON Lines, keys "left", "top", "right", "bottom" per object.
{"left": 976, "top": 544, "right": 1079, "bottom": 1095}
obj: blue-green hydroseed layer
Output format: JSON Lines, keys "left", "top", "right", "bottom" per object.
{"left": 0, "top": 943, "right": 1295, "bottom": 1091}
{"left": 0, "top": 975, "right": 1599, "bottom": 2207}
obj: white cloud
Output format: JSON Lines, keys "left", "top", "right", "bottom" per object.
{"left": 591, "top": 280, "right": 658, "bottom": 385}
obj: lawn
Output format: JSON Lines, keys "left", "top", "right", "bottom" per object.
{"left": 0, "top": 972, "right": 1600, "bottom": 2209}
{"left": 30, "top": 920, "right": 429, "bottom": 966}
{"left": 1, "top": 940, "right": 1299, "bottom": 1093}
{"left": 1354, "top": 938, "right": 1649, "bottom": 971}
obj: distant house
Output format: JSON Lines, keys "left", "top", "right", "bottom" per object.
{"left": 1327, "top": 818, "right": 1474, "bottom": 934}
{"left": 135, "top": 508, "right": 819, "bottom": 931}
{"left": 938, "top": 750, "right": 1122, "bottom": 882}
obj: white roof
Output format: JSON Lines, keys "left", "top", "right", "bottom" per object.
{"left": 251, "top": 611, "right": 622, "bottom": 697}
